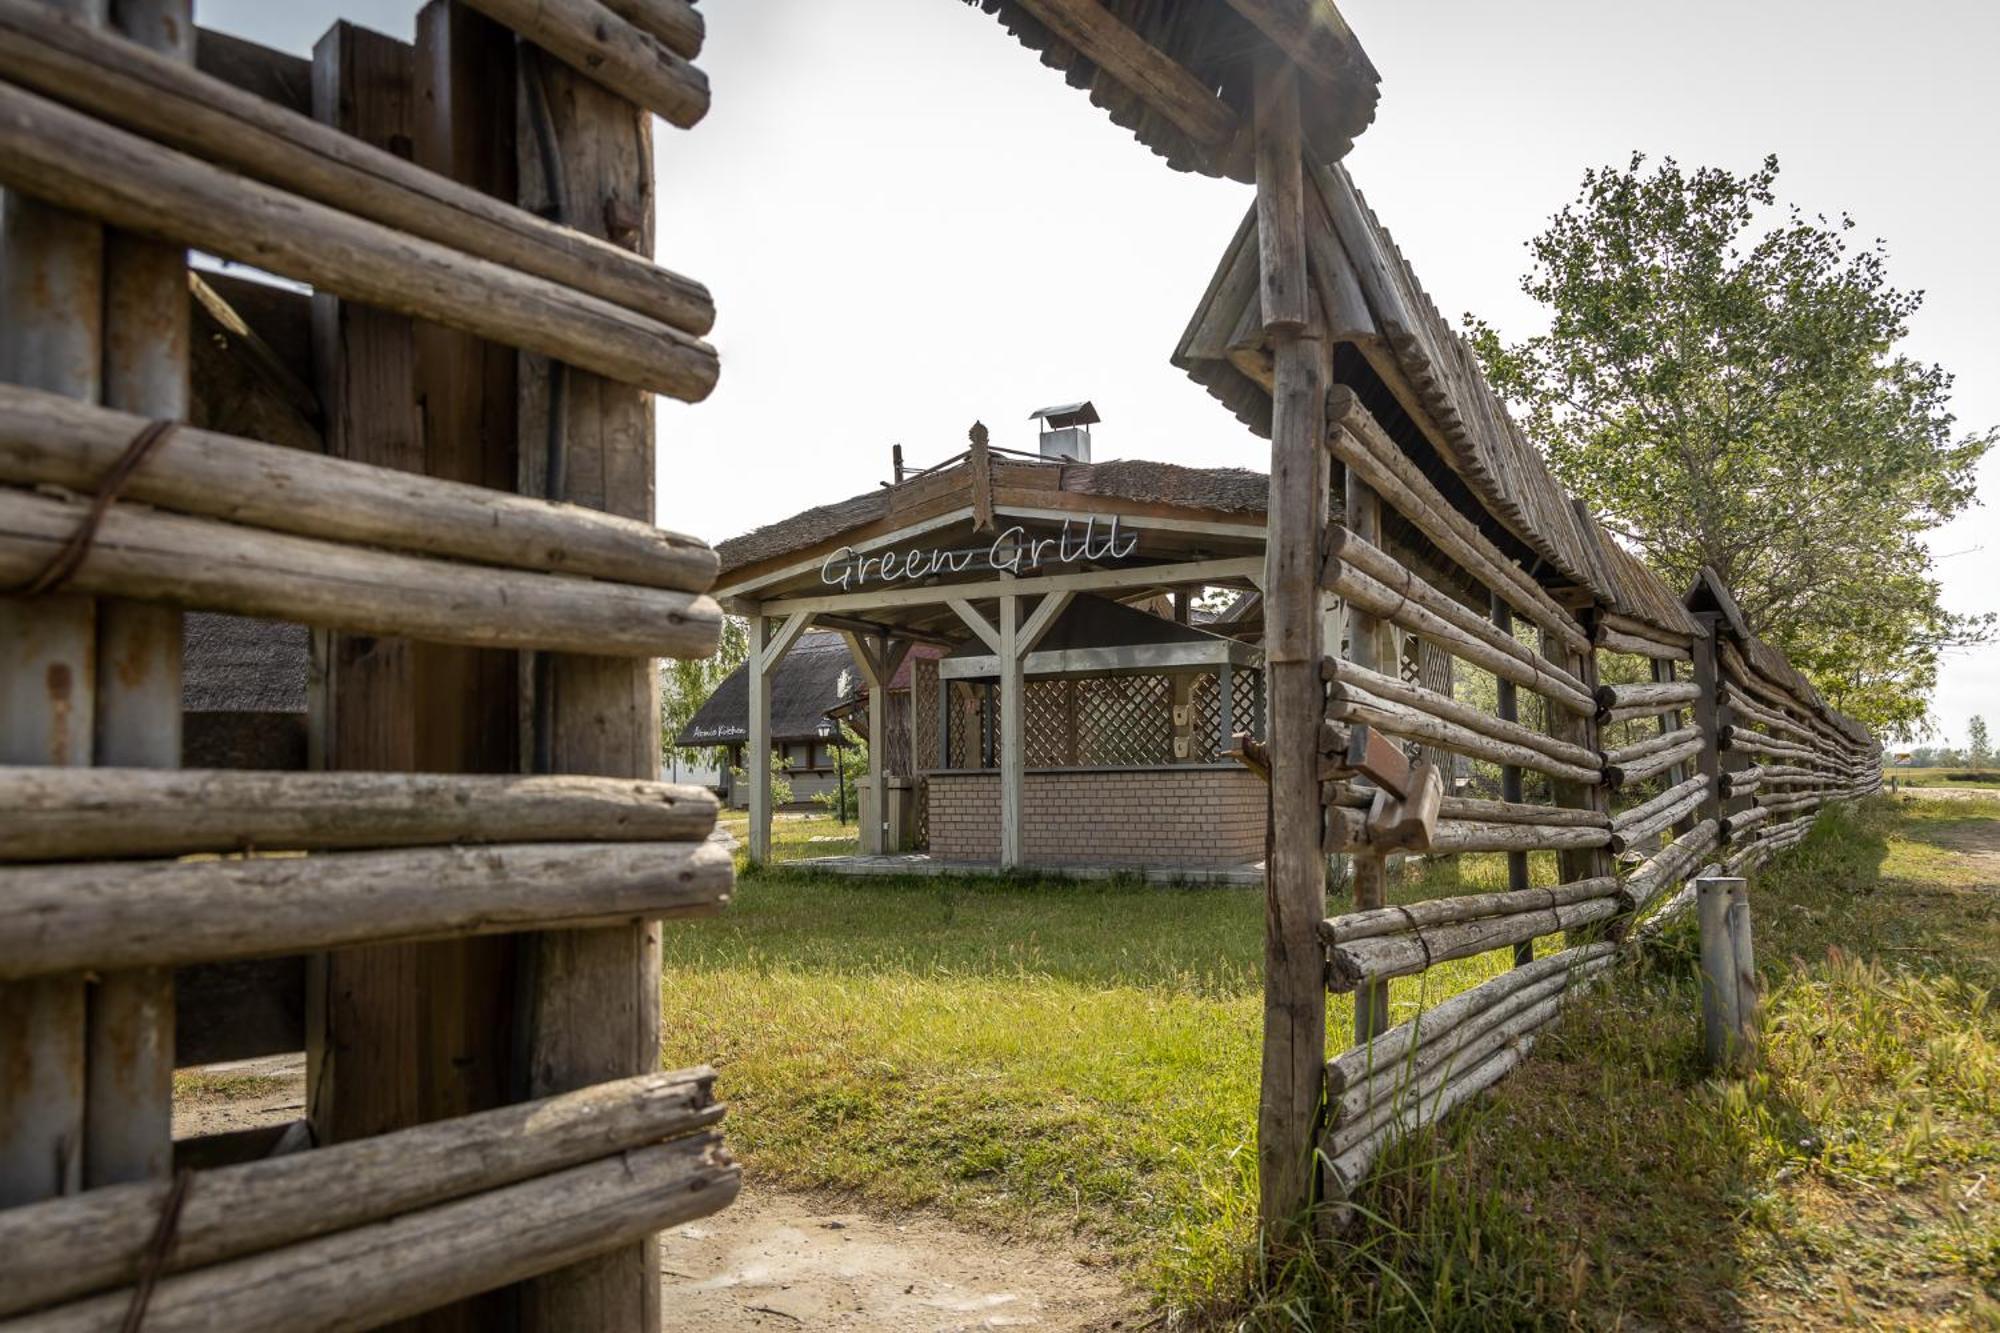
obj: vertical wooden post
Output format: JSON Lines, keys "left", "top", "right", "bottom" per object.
{"left": 1696, "top": 876, "right": 1741, "bottom": 1070}
{"left": 305, "top": 20, "right": 425, "bottom": 1151}
{"left": 1344, "top": 467, "right": 1390, "bottom": 1037}
{"left": 1492, "top": 595, "right": 1532, "bottom": 966}
{"left": 1546, "top": 621, "right": 1613, "bottom": 900}
{"left": 1690, "top": 613, "right": 1735, "bottom": 833}
{"left": 1252, "top": 54, "right": 1330, "bottom": 1239}
{"left": 0, "top": 0, "right": 102, "bottom": 1207}
{"left": 515, "top": 43, "right": 665, "bottom": 1328}
{"left": 1726, "top": 880, "right": 1759, "bottom": 1055}
{"left": 840, "top": 631, "right": 907, "bottom": 857}
{"left": 999, "top": 593, "right": 1023, "bottom": 867}
{"left": 81, "top": 0, "right": 193, "bottom": 1191}
{"left": 746, "top": 607, "right": 771, "bottom": 862}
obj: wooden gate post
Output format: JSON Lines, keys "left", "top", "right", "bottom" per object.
{"left": 0, "top": 0, "right": 103, "bottom": 1206}
{"left": 1252, "top": 54, "right": 1331, "bottom": 1240}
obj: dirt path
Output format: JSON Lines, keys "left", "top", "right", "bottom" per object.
{"left": 661, "top": 1187, "right": 1139, "bottom": 1331}
{"left": 171, "top": 1059, "right": 1142, "bottom": 1329}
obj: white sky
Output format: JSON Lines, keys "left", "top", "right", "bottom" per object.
{"left": 207, "top": 0, "right": 2000, "bottom": 744}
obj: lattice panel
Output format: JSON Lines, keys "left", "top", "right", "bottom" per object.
{"left": 1188, "top": 672, "right": 1221, "bottom": 763}
{"left": 1402, "top": 633, "right": 1457, "bottom": 774}
{"left": 911, "top": 657, "right": 939, "bottom": 772}
{"left": 1234, "top": 666, "right": 1262, "bottom": 742}
{"left": 946, "top": 682, "right": 984, "bottom": 769}
{"left": 1024, "top": 680, "right": 1071, "bottom": 767}
{"left": 1076, "top": 674, "right": 1173, "bottom": 766}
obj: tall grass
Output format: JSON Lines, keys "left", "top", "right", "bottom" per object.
{"left": 661, "top": 797, "right": 2000, "bottom": 1328}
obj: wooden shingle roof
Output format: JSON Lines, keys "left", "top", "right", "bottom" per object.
{"left": 963, "top": 0, "right": 1378, "bottom": 183}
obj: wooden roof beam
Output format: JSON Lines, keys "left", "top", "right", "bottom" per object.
{"left": 1007, "top": 0, "right": 1239, "bottom": 150}
{"left": 1220, "top": 0, "right": 1376, "bottom": 90}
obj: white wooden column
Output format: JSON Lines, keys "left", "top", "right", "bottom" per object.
{"left": 746, "top": 606, "right": 813, "bottom": 865}
{"left": 999, "top": 593, "right": 1023, "bottom": 867}
{"left": 839, "top": 631, "right": 910, "bottom": 856}
{"left": 746, "top": 610, "right": 770, "bottom": 863}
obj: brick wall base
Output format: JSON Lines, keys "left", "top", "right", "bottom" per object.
{"left": 926, "top": 767, "right": 1264, "bottom": 868}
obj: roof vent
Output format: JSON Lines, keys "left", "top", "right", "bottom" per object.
{"left": 1029, "top": 400, "right": 1098, "bottom": 463}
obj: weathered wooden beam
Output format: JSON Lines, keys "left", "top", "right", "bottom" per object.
{"left": 0, "top": 386, "right": 708, "bottom": 589}
{"left": 515, "top": 42, "right": 680, "bottom": 1326}
{"left": 1251, "top": 52, "right": 1329, "bottom": 1242}
{"left": 194, "top": 25, "right": 310, "bottom": 113}
{"left": 0, "top": 840, "right": 732, "bottom": 980}
{"left": 0, "top": 1, "right": 714, "bottom": 337}
{"left": 1008, "top": 0, "right": 1239, "bottom": 151}
{"left": 0, "top": 79, "right": 719, "bottom": 400}
{"left": 0, "top": 0, "right": 100, "bottom": 1207}
{"left": 85, "top": 0, "right": 192, "bottom": 1193}
{"left": 0, "top": 484, "right": 722, "bottom": 658}
{"left": 5, "top": 1134, "right": 738, "bottom": 1333}
{"left": 1325, "top": 387, "right": 1593, "bottom": 657}
{"left": 0, "top": 1067, "right": 723, "bottom": 1319}
{"left": 0, "top": 768, "right": 717, "bottom": 861}
{"left": 467, "top": 0, "right": 707, "bottom": 127}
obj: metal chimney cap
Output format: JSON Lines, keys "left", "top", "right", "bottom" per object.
{"left": 1028, "top": 401, "right": 1100, "bottom": 429}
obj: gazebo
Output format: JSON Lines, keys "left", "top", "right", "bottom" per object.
{"left": 711, "top": 426, "right": 1282, "bottom": 873}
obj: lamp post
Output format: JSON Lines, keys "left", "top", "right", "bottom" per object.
{"left": 820, "top": 719, "right": 844, "bottom": 824}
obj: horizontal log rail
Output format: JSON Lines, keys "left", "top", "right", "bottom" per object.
{"left": 8, "top": 1134, "right": 738, "bottom": 1333}
{"left": 1719, "top": 681, "right": 1817, "bottom": 744}
{"left": 1323, "top": 783, "right": 1608, "bottom": 828}
{"left": 1604, "top": 725, "right": 1696, "bottom": 768}
{"left": 1325, "top": 658, "right": 1598, "bottom": 768}
{"left": 0, "top": 769, "right": 717, "bottom": 862}
{"left": 0, "top": 485, "right": 722, "bottom": 659}
{"left": 0, "top": 1, "right": 713, "bottom": 335}
{"left": 1322, "top": 893, "right": 1621, "bottom": 992}
{"left": 1600, "top": 698, "right": 1693, "bottom": 726}
{"left": 1425, "top": 819, "right": 1613, "bottom": 855}
{"left": 1608, "top": 774, "right": 1708, "bottom": 854}
{"left": 1327, "top": 958, "right": 1614, "bottom": 1159}
{"left": 1324, "top": 542, "right": 1595, "bottom": 715}
{"left": 1323, "top": 1044, "right": 1522, "bottom": 1199}
{"left": 0, "top": 840, "right": 731, "bottom": 979}
{"left": 1604, "top": 731, "right": 1703, "bottom": 790}
{"left": 1324, "top": 526, "right": 1594, "bottom": 700}
{"left": 1329, "top": 687, "right": 1602, "bottom": 785}
{"left": 1719, "top": 726, "right": 1816, "bottom": 763}
{"left": 0, "top": 1068, "right": 722, "bottom": 1317}
{"left": 1595, "top": 679, "right": 1700, "bottom": 715}
{"left": 1594, "top": 612, "right": 1694, "bottom": 660}
{"left": 0, "top": 384, "right": 718, "bottom": 592}
{"left": 0, "top": 79, "right": 719, "bottom": 401}
{"left": 1325, "top": 387, "right": 1592, "bottom": 656}
{"left": 1622, "top": 819, "right": 1720, "bottom": 916}
{"left": 1322, "top": 876, "right": 1619, "bottom": 945}
{"left": 463, "top": 0, "right": 709, "bottom": 127}
{"left": 1327, "top": 941, "right": 1617, "bottom": 1097}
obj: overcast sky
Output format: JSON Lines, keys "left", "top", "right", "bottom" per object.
{"left": 207, "top": 0, "right": 2000, "bottom": 744}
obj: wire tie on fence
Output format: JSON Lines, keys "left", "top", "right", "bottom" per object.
{"left": 15, "top": 418, "right": 178, "bottom": 597}
{"left": 120, "top": 1167, "right": 194, "bottom": 1333}
{"left": 1396, "top": 904, "right": 1433, "bottom": 969}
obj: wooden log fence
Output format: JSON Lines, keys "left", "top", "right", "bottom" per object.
{"left": 0, "top": 1, "right": 738, "bottom": 1323}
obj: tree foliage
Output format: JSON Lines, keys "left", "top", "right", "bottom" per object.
{"left": 1468, "top": 154, "right": 1993, "bottom": 737}
{"left": 1971, "top": 716, "right": 1992, "bottom": 768}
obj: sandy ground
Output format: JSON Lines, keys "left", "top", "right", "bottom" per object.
{"left": 660, "top": 1189, "right": 1140, "bottom": 1332}
{"left": 173, "top": 1057, "right": 1143, "bottom": 1330}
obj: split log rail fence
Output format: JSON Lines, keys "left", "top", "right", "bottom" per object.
{"left": 0, "top": 1, "right": 739, "bottom": 1328}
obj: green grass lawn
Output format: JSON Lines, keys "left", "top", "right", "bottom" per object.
{"left": 660, "top": 798, "right": 2000, "bottom": 1328}
{"left": 1890, "top": 766, "right": 2000, "bottom": 791}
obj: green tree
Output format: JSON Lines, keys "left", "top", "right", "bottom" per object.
{"left": 660, "top": 614, "right": 749, "bottom": 770}
{"left": 1468, "top": 153, "right": 1993, "bottom": 737}
{"left": 1970, "top": 715, "right": 1992, "bottom": 768}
